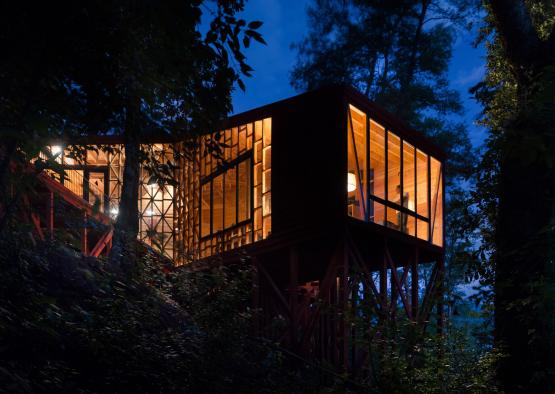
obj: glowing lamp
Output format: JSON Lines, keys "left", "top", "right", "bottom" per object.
{"left": 347, "top": 172, "right": 357, "bottom": 192}
{"left": 51, "top": 145, "right": 63, "bottom": 155}
{"left": 110, "top": 207, "right": 119, "bottom": 218}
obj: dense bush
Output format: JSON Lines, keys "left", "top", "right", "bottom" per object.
{"left": 0, "top": 231, "right": 501, "bottom": 393}
{"left": 0, "top": 233, "right": 336, "bottom": 393}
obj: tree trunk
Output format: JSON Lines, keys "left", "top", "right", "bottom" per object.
{"left": 488, "top": 1, "right": 555, "bottom": 391}
{"left": 495, "top": 113, "right": 555, "bottom": 391}
{"left": 110, "top": 99, "right": 141, "bottom": 266}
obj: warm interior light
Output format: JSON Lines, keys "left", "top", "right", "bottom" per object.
{"left": 110, "top": 207, "right": 119, "bottom": 217}
{"left": 51, "top": 145, "right": 62, "bottom": 155}
{"left": 144, "top": 209, "right": 154, "bottom": 217}
{"left": 347, "top": 172, "right": 357, "bottom": 192}
{"left": 408, "top": 200, "right": 415, "bottom": 211}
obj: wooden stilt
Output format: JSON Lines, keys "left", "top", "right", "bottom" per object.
{"left": 411, "top": 247, "right": 419, "bottom": 322}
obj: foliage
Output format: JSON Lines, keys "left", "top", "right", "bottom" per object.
{"left": 291, "top": 0, "right": 475, "bottom": 183}
{"left": 466, "top": 1, "right": 555, "bottom": 390}
{"left": 0, "top": 228, "right": 345, "bottom": 393}
{"left": 0, "top": 1, "right": 264, "bottom": 253}
{"left": 370, "top": 324, "right": 502, "bottom": 393}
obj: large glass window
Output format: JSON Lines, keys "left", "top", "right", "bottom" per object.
{"left": 200, "top": 157, "right": 252, "bottom": 238}
{"left": 387, "top": 132, "right": 401, "bottom": 207}
{"left": 430, "top": 157, "right": 443, "bottom": 246}
{"left": 346, "top": 105, "right": 443, "bottom": 247}
{"left": 369, "top": 120, "right": 386, "bottom": 199}
{"left": 190, "top": 117, "right": 270, "bottom": 261}
{"left": 347, "top": 105, "right": 367, "bottom": 220}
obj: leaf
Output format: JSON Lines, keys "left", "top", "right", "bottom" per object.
{"left": 237, "top": 79, "right": 246, "bottom": 92}
{"left": 247, "top": 21, "right": 263, "bottom": 29}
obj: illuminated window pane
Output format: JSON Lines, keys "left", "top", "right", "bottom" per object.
{"left": 369, "top": 200, "right": 385, "bottom": 226}
{"left": 239, "top": 126, "right": 247, "bottom": 153}
{"left": 213, "top": 174, "right": 224, "bottom": 233}
{"left": 402, "top": 214, "right": 416, "bottom": 236}
{"left": 347, "top": 105, "right": 367, "bottom": 220}
{"left": 369, "top": 120, "right": 385, "bottom": 199}
{"left": 387, "top": 132, "right": 401, "bottom": 205}
{"left": 416, "top": 149, "right": 428, "bottom": 218}
{"left": 224, "top": 167, "right": 237, "bottom": 228}
{"left": 262, "top": 169, "right": 271, "bottom": 193}
{"left": 254, "top": 185, "right": 262, "bottom": 208}
{"left": 201, "top": 183, "right": 211, "bottom": 237}
{"left": 255, "top": 120, "right": 262, "bottom": 141}
{"left": 263, "top": 146, "right": 271, "bottom": 170}
{"left": 431, "top": 157, "right": 443, "bottom": 246}
{"left": 238, "top": 159, "right": 251, "bottom": 222}
{"left": 263, "top": 215, "right": 271, "bottom": 238}
{"left": 403, "top": 142, "right": 415, "bottom": 212}
{"left": 386, "top": 207, "right": 400, "bottom": 230}
{"left": 417, "top": 219, "right": 428, "bottom": 241}
{"left": 263, "top": 193, "right": 271, "bottom": 216}
{"left": 64, "top": 169, "right": 84, "bottom": 199}
{"left": 254, "top": 163, "right": 262, "bottom": 187}
{"left": 263, "top": 118, "right": 272, "bottom": 147}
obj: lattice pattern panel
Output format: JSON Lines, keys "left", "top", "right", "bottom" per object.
{"left": 176, "top": 118, "right": 272, "bottom": 264}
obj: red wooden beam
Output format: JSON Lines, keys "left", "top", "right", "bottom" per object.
{"left": 90, "top": 228, "right": 114, "bottom": 257}
{"left": 384, "top": 244, "right": 412, "bottom": 319}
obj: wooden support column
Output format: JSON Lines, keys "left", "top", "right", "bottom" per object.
{"left": 340, "top": 239, "right": 349, "bottom": 371}
{"left": 389, "top": 245, "right": 397, "bottom": 321}
{"left": 411, "top": 247, "right": 419, "bottom": 321}
{"left": 437, "top": 255, "right": 445, "bottom": 336}
{"left": 379, "top": 244, "right": 387, "bottom": 312}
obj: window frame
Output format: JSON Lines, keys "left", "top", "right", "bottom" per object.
{"left": 348, "top": 104, "right": 444, "bottom": 245}
{"left": 199, "top": 151, "right": 254, "bottom": 240}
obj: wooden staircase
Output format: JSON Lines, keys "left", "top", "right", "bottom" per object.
{"left": 22, "top": 170, "right": 115, "bottom": 257}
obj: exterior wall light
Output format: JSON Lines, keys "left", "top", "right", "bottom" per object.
{"left": 347, "top": 172, "right": 357, "bottom": 192}
{"left": 110, "top": 207, "right": 119, "bottom": 218}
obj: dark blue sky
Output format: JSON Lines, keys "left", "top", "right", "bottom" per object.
{"left": 230, "top": 0, "right": 487, "bottom": 147}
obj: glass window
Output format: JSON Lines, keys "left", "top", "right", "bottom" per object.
{"left": 431, "top": 157, "right": 443, "bottom": 246}
{"left": 386, "top": 207, "right": 400, "bottom": 230}
{"left": 403, "top": 214, "right": 416, "bottom": 236}
{"left": 201, "top": 157, "right": 253, "bottom": 238}
{"left": 347, "top": 105, "right": 367, "bottom": 220}
{"left": 403, "top": 142, "right": 415, "bottom": 212}
{"left": 369, "top": 200, "right": 385, "bottom": 226}
{"left": 417, "top": 218, "right": 428, "bottom": 241}
{"left": 224, "top": 167, "right": 237, "bottom": 228}
{"left": 369, "top": 120, "right": 385, "bottom": 199}
{"left": 213, "top": 174, "right": 224, "bottom": 233}
{"left": 201, "top": 183, "right": 211, "bottom": 237}
{"left": 416, "top": 149, "right": 428, "bottom": 218}
{"left": 238, "top": 159, "right": 251, "bottom": 222}
{"left": 345, "top": 104, "right": 443, "bottom": 248}
{"left": 387, "top": 132, "right": 401, "bottom": 204}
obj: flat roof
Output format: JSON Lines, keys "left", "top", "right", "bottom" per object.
{"left": 59, "top": 85, "right": 446, "bottom": 160}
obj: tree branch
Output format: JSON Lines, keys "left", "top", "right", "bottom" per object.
{"left": 487, "top": 0, "right": 543, "bottom": 71}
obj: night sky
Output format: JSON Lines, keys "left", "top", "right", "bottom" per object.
{"left": 229, "top": 0, "right": 487, "bottom": 148}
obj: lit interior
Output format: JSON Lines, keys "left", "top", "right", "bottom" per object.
{"left": 347, "top": 104, "right": 443, "bottom": 246}
{"left": 179, "top": 118, "right": 272, "bottom": 261}
{"left": 45, "top": 143, "right": 178, "bottom": 259}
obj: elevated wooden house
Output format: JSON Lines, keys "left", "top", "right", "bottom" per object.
{"left": 34, "top": 85, "right": 445, "bottom": 373}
